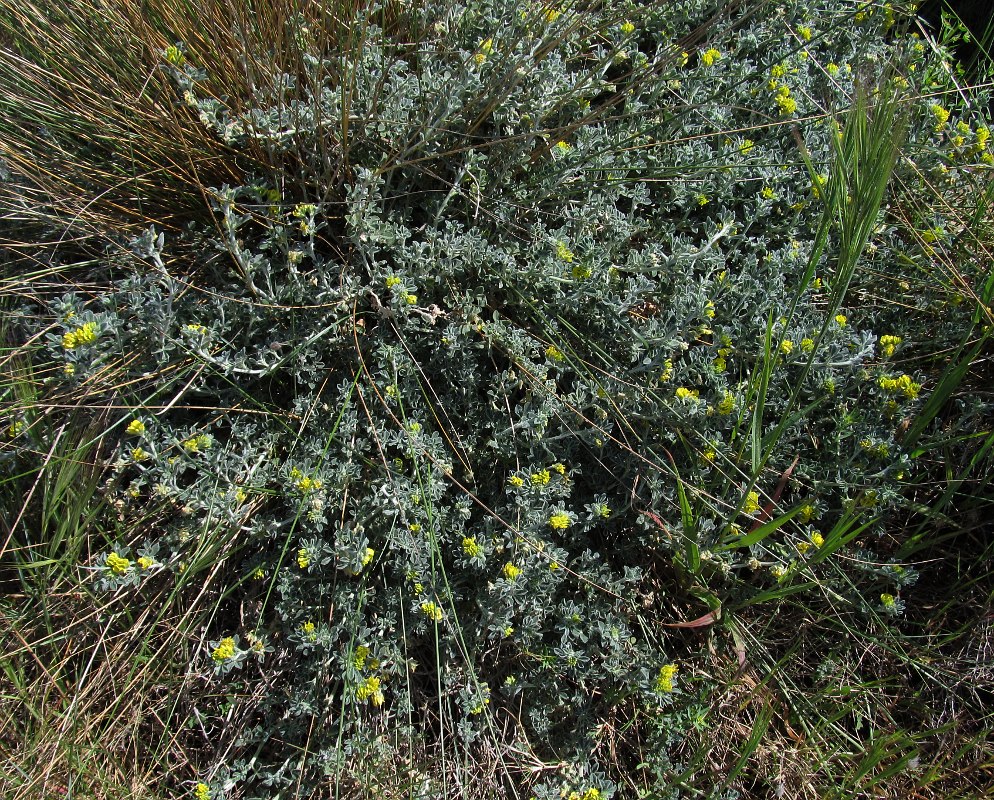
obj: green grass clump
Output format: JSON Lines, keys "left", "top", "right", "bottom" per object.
{"left": 2, "top": 1, "right": 993, "bottom": 798}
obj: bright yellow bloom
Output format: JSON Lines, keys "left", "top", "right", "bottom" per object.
{"left": 420, "top": 601, "right": 444, "bottom": 622}
{"left": 508, "top": 475, "right": 525, "bottom": 488}
{"left": 62, "top": 321, "right": 98, "bottom": 349}
{"left": 297, "top": 548, "right": 311, "bottom": 569}
{"left": 106, "top": 552, "right": 131, "bottom": 575}
{"left": 798, "top": 25, "right": 812, "bottom": 41}
{"left": 743, "top": 491, "right": 761, "bottom": 515}
{"left": 549, "top": 513, "right": 571, "bottom": 530}
{"left": 531, "top": 469, "right": 551, "bottom": 486}
{"left": 835, "top": 314, "right": 847, "bottom": 327}
{"left": 879, "top": 335, "right": 902, "bottom": 358}
{"left": 811, "top": 532, "right": 824, "bottom": 548}
{"left": 555, "top": 241, "right": 574, "bottom": 262}
{"left": 193, "top": 783, "right": 211, "bottom": 800}
{"left": 462, "top": 536, "right": 483, "bottom": 558}
{"left": 675, "top": 387, "right": 699, "bottom": 401}
{"left": 502, "top": 562, "right": 522, "bottom": 581}
{"left": 126, "top": 419, "right": 146, "bottom": 435}
{"left": 655, "top": 663, "right": 678, "bottom": 693}
{"left": 211, "top": 637, "right": 236, "bottom": 662}
{"left": 701, "top": 48, "right": 721, "bottom": 67}
{"left": 131, "top": 447, "right": 150, "bottom": 462}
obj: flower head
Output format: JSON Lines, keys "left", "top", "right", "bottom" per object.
{"left": 549, "top": 512, "right": 571, "bottom": 530}
{"left": 211, "top": 637, "right": 236, "bottom": 663}
{"left": 701, "top": 48, "right": 721, "bottom": 67}
{"left": 106, "top": 552, "right": 131, "bottom": 575}
{"left": 655, "top": 663, "right": 679, "bottom": 693}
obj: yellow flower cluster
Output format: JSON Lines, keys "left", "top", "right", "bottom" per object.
{"left": 879, "top": 335, "right": 902, "bottom": 358}
{"left": 545, "top": 345, "right": 564, "bottom": 361}
{"left": 211, "top": 637, "right": 236, "bottom": 662}
{"left": 549, "top": 512, "right": 571, "bottom": 529}
{"left": 716, "top": 392, "right": 735, "bottom": 416}
{"left": 356, "top": 675, "right": 384, "bottom": 706}
{"left": 555, "top": 241, "right": 575, "bottom": 262}
{"left": 126, "top": 419, "right": 146, "bottom": 435}
{"left": 297, "top": 548, "right": 311, "bottom": 569}
{"left": 420, "top": 601, "right": 444, "bottom": 622}
{"left": 182, "top": 434, "right": 212, "bottom": 453}
{"left": 473, "top": 38, "right": 494, "bottom": 65}
{"left": 798, "top": 25, "right": 812, "bottom": 41}
{"left": 289, "top": 467, "right": 323, "bottom": 493}
{"left": 774, "top": 84, "right": 797, "bottom": 115}
{"left": 743, "top": 491, "right": 761, "bottom": 515}
{"left": 508, "top": 475, "right": 525, "bottom": 487}
{"left": 462, "top": 536, "right": 483, "bottom": 558}
{"left": 62, "top": 321, "right": 98, "bottom": 349}
{"left": 502, "top": 562, "right": 522, "bottom": 581}
{"left": 655, "top": 663, "right": 679, "bottom": 693}
{"left": 620, "top": 21, "right": 634, "bottom": 34}
{"left": 675, "top": 387, "right": 699, "bottom": 401}
{"left": 106, "top": 552, "right": 131, "bottom": 575}
{"left": 385, "top": 275, "right": 401, "bottom": 288}
{"left": 931, "top": 104, "right": 950, "bottom": 130}
{"left": 566, "top": 789, "right": 602, "bottom": 800}
{"left": 193, "top": 782, "right": 211, "bottom": 800}
{"left": 531, "top": 469, "right": 551, "bottom": 486}
{"left": 879, "top": 373, "right": 921, "bottom": 399}
{"left": 700, "top": 48, "right": 721, "bottom": 67}
{"left": 300, "top": 621, "right": 317, "bottom": 642}
{"left": 779, "top": 339, "right": 794, "bottom": 355}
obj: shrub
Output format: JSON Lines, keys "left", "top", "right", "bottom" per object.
{"left": 3, "top": 0, "right": 992, "bottom": 797}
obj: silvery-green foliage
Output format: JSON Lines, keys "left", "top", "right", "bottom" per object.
{"left": 24, "top": 0, "right": 990, "bottom": 795}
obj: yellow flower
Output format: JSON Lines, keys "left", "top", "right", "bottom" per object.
{"left": 126, "top": 419, "right": 146, "bottom": 435}
{"left": 655, "top": 663, "right": 678, "bottom": 693}
{"left": 356, "top": 675, "right": 383, "bottom": 703}
{"left": 462, "top": 537, "right": 483, "bottom": 558}
{"left": 182, "top": 434, "right": 211, "bottom": 453}
{"left": 502, "top": 562, "right": 522, "bottom": 581}
{"left": 826, "top": 62, "right": 839, "bottom": 76}
{"left": 193, "top": 783, "right": 211, "bottom": 800}
{"left": 420, "top": 601, "right": 444, "bottom": 622}
{"left": 880, "top": 593, "right": 896, "bottom": 608}
{"left": 743, "top": 491, "right": 761, "bottom": 515}
{"left": 701, "top": 48, "right": 721, "bottom": 67}
{"left": 931, "top": 105, "right": 950, "bottom": 130}
{"left": 675, "top": 387, "right": 699, "bottom": 401}
{"left": 545, "top": 345, "right": 564, "bottom": 361}
{"left": 211, "top": 637, "right": 236, "bottom": 662}
{"left": 798, "top": 25, "right": 812, "bottom": 41}
{"left": 297, "top": 548, "right": 311, "bottom": 569}
{"left": 62, "top": 321, "right": 98, "bottom": 350}
{"left": 531, "top": 469, "right": 551, "bottom": 486}
{"left": 385, "top": 275, "right": 401, "bottom": 288}
{"left": 811, "top": 532, "right": 824, "bottom": 548}
{"left": 362, "top": 547, "right": 375, "bottom": 567}
{"left": 879, "top": 335, "right": 902, "bottom": 358}
{"left": 508, "top": 475, "right": 525, "bottom": 488}
{"left": 717, "top": 392, "right": 735, "bottom": 416}
{"left": 131, "top": 447, "right": 150, "bottom": 462}
{"left": 138, "top": 556, "right": 155, "bottom": 570}
{"left": 300, "top": 621, "right": 317, "bottom": 641}
{"left": 549, "top": 512, "right": 571, "bottom": 529}
{"left": 544, "top": 8, "right": 562, "bottom": 24}
{"left": 620, "top": 21, "right": 635, "bottom": 35}
{"left": 780, "top": 339, "right": 794, "bottom": 355}
{"left": 800, "top": 337, "right": 815, "bottom": 353}
{"left": 555, "top": 241, "right": 574, "bottom": 262}
{"left": 106, "top": 552, "right": 131, "bottom": 575}
{"left": 761, "top": 186, "right": 776, "bottom": 200}
{"left": 405, "top": 294, "right": 418, "bottom": 305}
{"left": 834, "top": 314, "right": 847, "bottom": 328}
